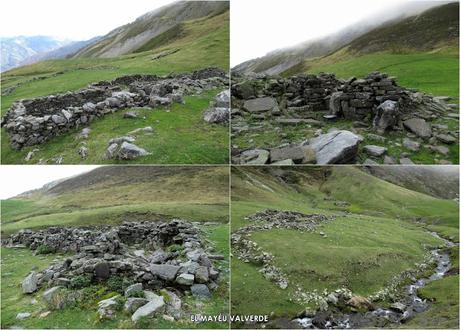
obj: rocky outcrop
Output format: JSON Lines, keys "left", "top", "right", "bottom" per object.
{"left": 2, "top": 67, "right": 228, "bottom": 149}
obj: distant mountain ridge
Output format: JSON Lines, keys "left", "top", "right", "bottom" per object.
{"left": 1, "top": 36, "right": 72, "bottom": 71}
{"left": 233, "top": 1, "right": 457, "bottom": 75}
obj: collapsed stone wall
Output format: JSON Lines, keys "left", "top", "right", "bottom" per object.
{"left": 8, "top": 220, "right": 222, "bottom": 297}
{"left": 232, "top": 71, "right": 448, "bottom": 123}
{"left": 2, "top": 67, "right": 228, "bottom": 150}
{"left": 231, "top": 71, "right": 455, "bottom": 165}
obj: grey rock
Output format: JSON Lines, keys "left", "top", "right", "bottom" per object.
{"left": 51, "top": 115, "right": 66, "bottom": 125}
{"left": 363, "top": 158, "right": 379, "bottom": 165}
{"left": 150, "top": 264, "right": 180, "bottom": 281}
{"left": 309, "top": 130, "right": 360, "bottom": 164}
{"left": 124, "top": 297, "right": 149, "bottom": 314}
{"left": 390, "top": 302, "right": 406, "bottom": 313}
{"left": 399, "top": 157, "right": 415, "bottom": 165}
{"left": 191, "top": 284, "right": 211, "bottom": 299}
{"left": 22, "top": 272, "right": 38, "bottom": 293}
{"left": 108, "top": 136, "right": 136, "bottom": 145}
{"left": 176, "top": 273, "right": 194, "bottom": 286}
{"left": 195, "top": 266, "right": 209, "bottom": 283}
{"left": 125, "top": 283, "right": 143, "bottom": 297}
{"left": 123, "top": 111, "right": 139, "bottom": 119}
{"left": 429, "top": 145, "right": 449, "bottom": 156}
{"left": 403, "top": 118, "right": 432, "bottom": 139}
{"left": 105, "top": 143, "right": 119, "bottom": 160}
{"left": 78, "top": 146, "right": 88, "bottom": 159}
{"left": 243, "top": 97, "right": 278, "bottom": 113}
{"left": 403, "top": 138, "right": 420, "bottom": 152}
{"left": 436, "top": 134, "right": 456, "bottom": 144}
{"left": 203, "top": 107, "right": 229, "bottom": 124}
{"left": 117, "top": 142, "right": 150, "bottom": 160}
{"left": 16, "top": 312, "right": 31, "bottom": 320}
{"left": 363, "top": 145, "right": 387, "bottom": 157}
{"left": 240, "top": 149, "right": 269, "bottom": 165}
{"left": 383, "top": 155, "right": 397, "bottom": 164}
{"left": 215, "top": 90, "right": 230, "bottom": 108}
{"left": 271, "top": 159, "right": 295, "bottom": 165}
{"left": 373, "top": 100, "right": 399, "bottom": 133}
{"left": 43, "top": 286, "right": 63, "bottom": 306}
{"left": 98, "top": 295, "right": 120, "bottom": 319}
{"left": 131, "top": 295, "right": 165, "bottom": 322}
{"left": 94, "top": 262, "right": 110, "bottom": 279}
{"left": 129, "top": 126, "right": 154, "bottom": 135}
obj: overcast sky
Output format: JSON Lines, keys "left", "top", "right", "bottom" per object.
{"left": 231, "top": 0, "right": 446, "bottom": 66}
{"left": 0, "top": 166, "right": 99, "bottom": 199}
{"left": 0, "top": 0, "right": 177, "bottom": 40}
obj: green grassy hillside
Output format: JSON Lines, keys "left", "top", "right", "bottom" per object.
{"left": 1, "top": 166, "right": 229, "bottom": 237}
{"left": 1, "top": 10, "right": 229, "bottom": 164}
{"left": 231, "top": 166, "right": 458, "bottom": 325}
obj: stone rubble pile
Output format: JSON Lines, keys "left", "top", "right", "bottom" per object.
{"left": 231, "top": 71, "right": 457, "bottom": 164}
{"left": 2, "top": 67, "right": 228, "bottom": 150}
{"left": 9, "top": 220, "right": 222, "bottom": 301}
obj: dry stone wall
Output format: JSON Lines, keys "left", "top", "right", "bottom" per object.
{"left": 2, "top": 67, "right": 228, "bottom": 150}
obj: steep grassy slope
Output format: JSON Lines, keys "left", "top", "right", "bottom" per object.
{"left": 234, "top": 2, "right": 458, "bottom": 76}
{"left": 72, "top": 1, "right": 228, "bottom": 58}
{"left": 1, "top": 10, "right": 229, "bottom": 164}
{"left": 348, "top": 2, "right": 458, "bottom": 54}
{"left": 1, "top": 166, "right": 229, "bottom": 236}
{"left": 231, "top": 166, "right": 458, "bottom": 324}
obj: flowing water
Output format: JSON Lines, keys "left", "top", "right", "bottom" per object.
{"left": 292, "top": 231, "right": 456, "bottom": 329}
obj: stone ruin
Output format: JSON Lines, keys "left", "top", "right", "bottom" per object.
{"left": 231, "top": 209, "right": 335, "bottom": 290}
{"left": 231, "top": 72, "right": 457, "bottom": 165}
{"left": 6, "top": 220, "right": 224, "bottom": 321}
{"left": 1, "top": 67, "right": 228, "bottom": 150}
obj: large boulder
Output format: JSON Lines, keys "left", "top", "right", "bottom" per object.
{"left": 22, "top": 272, "right": 38, "bottom": 293}
{"left": 403, "top": 118, "right": 432, "bottom": 139}
{"left": 203, "top": 107, "right": 229, "bottom": 124}
{"left": 243, "top": 97, "right": 278, "bottom": 113}
{"left": 309, "top": 130, "right": 361, "bottom": 164}
{"left": 150, "top": 264, "right": 180, "bottom": 281}
{"left": 131, "top": 294, "right": 165, "bottom": 322}
{"left": 373, "top": 100, "right": 399, "bottom": 133}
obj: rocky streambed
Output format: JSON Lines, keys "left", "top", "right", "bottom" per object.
{"left": 291, "top": 231, "right": 457, "bottom": 329}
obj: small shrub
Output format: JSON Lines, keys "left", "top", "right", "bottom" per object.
{"left": 69, "top": 275, "right": 92, "bottom": 289}
{"left": 36, "top": 244, "right": 55, "bottom": 255}
{"left": 106, "top": 276, "right": 135, "bottom": 294}
{"left": 166, "top": 244, "right": 185, "bottom": 253}
{"left": 129, "top": 291, "right": 145, "bottom": 298}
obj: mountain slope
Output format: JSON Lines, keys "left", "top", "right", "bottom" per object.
{"left": 1, "top": 36, "right": 70, "bottom": 71}
{"left": 1, "top": 166, "right": 229, "bottom": 235}
{"left": 233, "top": 1, "right": 458, "bottom": 76}
{"left": 73, "top": 0, "right": 228, "bottom": 58}
{"left": 348, "top": 2, "right": 459, "bottom": 54}
{"left": 364, "top": 165, "right": 459, "bottom": 200}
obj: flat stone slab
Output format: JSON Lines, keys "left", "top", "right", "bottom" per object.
{"left": 243, "top": 97, "right": 278, "bottom": 113}
{"left": 403, "top": 118, "right": 432, "bottom": 139}
{"left": 309, "top": 130, "right": 361, "bottom": 164}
